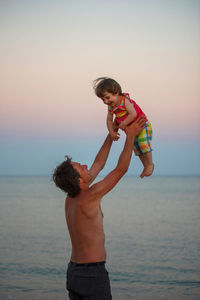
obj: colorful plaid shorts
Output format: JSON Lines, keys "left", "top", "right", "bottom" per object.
{"left": 133, "top": 122, "right": 153, "bottom": 156}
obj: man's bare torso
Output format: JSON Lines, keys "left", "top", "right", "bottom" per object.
{"left": 65, "top": 191, "right": 106, "bottom": 263}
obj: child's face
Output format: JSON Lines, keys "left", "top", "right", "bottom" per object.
{"left": 101, "top": 92, "right": 121, "bottom": 107}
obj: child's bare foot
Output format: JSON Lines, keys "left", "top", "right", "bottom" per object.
{"left": 140, "top": 164, "right": 154, "bottom": 178}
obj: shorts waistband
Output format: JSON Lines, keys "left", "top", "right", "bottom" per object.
{"left": 69, "top": 261, "right": 105, "bottom": 267}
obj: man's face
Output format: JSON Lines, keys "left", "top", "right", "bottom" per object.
{"left": 71, "top": 162, "right": 90, "bottom": 182}
{"left": 101, "top": 91, "right": 121, "bottom": 108}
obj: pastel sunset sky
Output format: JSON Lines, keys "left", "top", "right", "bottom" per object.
{"left": 0, "top": 0, "right": 200, "bottom": 176}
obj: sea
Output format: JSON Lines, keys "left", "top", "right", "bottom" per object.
{"left": 0, "top": 176, "right": 200, "bottom": 300}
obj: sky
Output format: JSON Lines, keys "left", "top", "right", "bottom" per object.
{"left": 0, "top": 0, "right": 200, "bottom": 176}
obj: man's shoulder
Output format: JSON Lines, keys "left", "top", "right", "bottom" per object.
{"left": 86, "top": 183, "right": 103, "bottom": 202}
{"left": 73, "top": 186, "right": 103, "bottom": 203}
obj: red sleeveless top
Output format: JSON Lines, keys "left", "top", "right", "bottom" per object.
{"left": 108, "top": 93, "right": 145, "bottom": 125}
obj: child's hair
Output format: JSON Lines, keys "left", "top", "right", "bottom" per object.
{"left": 93, "top": 77, "right": 122, "bottom": 98}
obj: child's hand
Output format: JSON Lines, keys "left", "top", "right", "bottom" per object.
{"left": 110, "top": 131, "right": 120, "bottom": 141}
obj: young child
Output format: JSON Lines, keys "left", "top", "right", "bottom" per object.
{"left": 93, "top": 77, "right": 154, "bottom": 178}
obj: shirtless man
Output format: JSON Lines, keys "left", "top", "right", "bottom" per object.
{"left": 53, "top": 116, "right": 147, "bottom": 300}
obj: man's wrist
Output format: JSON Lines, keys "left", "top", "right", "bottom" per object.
{"left": 109, "top": 130, "right": 116, "bottom": 136}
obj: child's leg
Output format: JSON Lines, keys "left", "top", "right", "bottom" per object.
{"left": 133, "top": 121, "right": 154, "bottom": 178}
{"left": 139, "top": 151, "right": 154, "bottom": 178}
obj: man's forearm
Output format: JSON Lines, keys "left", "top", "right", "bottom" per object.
{"left": 89, "top": 134, "right": 113, "bottom": 184}
{"left": 117, "top": 133, "right": 135, "bottom": 172}
{"left": 117, "top": 115, "right": 147, "bottom": 172}
{"left": 93, "top": 134, "right": 113, "bottom": 169}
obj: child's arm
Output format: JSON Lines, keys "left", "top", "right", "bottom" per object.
{"left": 107, "top": 111, "right": 120, "bottom": 141}
{"left": 119, "top": 98, "right": 137, "bottom": 130}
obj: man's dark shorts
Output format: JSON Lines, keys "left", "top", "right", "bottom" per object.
{"left": 66, "top": 261, "right": 112, "bottom": 300}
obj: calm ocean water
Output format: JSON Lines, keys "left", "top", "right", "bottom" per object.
{"left": 0, "top": 176, "right": 200, "bottom": 300}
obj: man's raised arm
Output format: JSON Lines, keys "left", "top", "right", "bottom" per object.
{"left": 89, "top": 134, "right": 113, "bottom": 184}
{"left": 90, "top": 116, "right": 147, "bottom": 196}
{"left": 89, "top": 120, "right": 120, "bottom": 184}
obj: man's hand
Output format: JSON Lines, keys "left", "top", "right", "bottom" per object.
{"left": 124, "top": 116, "right": 147, "bottom": 136}
{"left": 110, "top": 131, "right": 120, "bottom": 141}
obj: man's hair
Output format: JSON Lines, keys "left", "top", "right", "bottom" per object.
{"left": 93, "top": 77, "right": 122, "bottom": 98}
{"left": 52, "top": 156, "right": 80, "bottom": 198}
